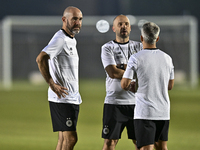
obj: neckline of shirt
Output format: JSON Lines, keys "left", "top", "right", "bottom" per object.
{"left": 61, "top": 29, "right": 74, "bottom": 39}
{"left": 144, "top": 48, "right": 158, "bottom": 50}
{"left": 113, "top": 40, "right": 129, "bottom": 45}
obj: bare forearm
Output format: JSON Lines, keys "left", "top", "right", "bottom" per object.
{"left": 121, "top": 78, "right": 132, "bottom": 90}
{"left": 36, "top": 52, "right": 68, "bottom": 98}
{"left": 37, "top": 60, "right": 53, "bottom": 85}
{"left": 36, "top": 52, "right": 53, "bottom": 85}
{"left": 168, "top": 79, "right": 174, "bottom": 90}
{"left": 112, "top": 69, "right": 125, "bottom": 79}
{"left": 105, "top": 65, "right": 125, "bottom": 79}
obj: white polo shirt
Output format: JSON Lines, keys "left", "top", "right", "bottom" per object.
{"left": 42, "top": 29, "right": 82, "bottom": 105}
{"left": 101, "top": 40, "right": 142, "bottom": 105}
{"left": 123, "top": 49, "right": 174, "bottom": 120}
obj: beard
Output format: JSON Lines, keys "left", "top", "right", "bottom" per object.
{"left": 120, "top": 33, "right": 128, "bottom": 38}
{"left": 67, "top": 20, "right": 81, "bottom": 35}
{"left": 117, "top": 29, "right": 130, "bottom": 39}
{"left": 72, "top": 29, "right": 80, "bottom": 34}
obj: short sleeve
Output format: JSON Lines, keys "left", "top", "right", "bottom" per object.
{"left": 101, "top": 44, "right": 116, "bottom": 68}
{"left": 42, "top": 34, "right": 64, "bottom": 59}
{"left": 123, "top": 55, "right": 137, "bottom": 79}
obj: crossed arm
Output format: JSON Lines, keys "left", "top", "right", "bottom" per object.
{"left": 121, "top": 78, "right": 174, "bottom": 91}
{"left": 106, "top": 64, "right": 136, "bottom": 93}
{"left": 105, "top": 64, "right": 125, "bottom": 79}
{"left": 36, "top": 51, "right": 68, "bottom": 98}
{"left": 121, "top": 78, "right": 132, "bottom": 91}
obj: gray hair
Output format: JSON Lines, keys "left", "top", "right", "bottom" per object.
{"left": 141, "top": 22, "right": 160, "bottom": 45}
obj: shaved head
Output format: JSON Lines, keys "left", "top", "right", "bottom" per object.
{"left": 112, "top": 15, "right": 131, "bottom": 42}
{"left": 113, "top": 15, "right": 130, "bottom": 26}
{"left": 63, "top": 6, "right": 82, "bottom": 18}
{"left": 62, "top": 6, "right": 83, "bottom": 37}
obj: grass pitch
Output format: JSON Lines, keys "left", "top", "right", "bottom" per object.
{"left": 0, "top": 79, "right": 200, "bottom": 150}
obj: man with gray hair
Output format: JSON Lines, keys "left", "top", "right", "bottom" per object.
{"left": 141, "top": 22, "right": 160, "bottom": 45}
{"left": 121, "top": 22, "right": 174, "bottom": 150}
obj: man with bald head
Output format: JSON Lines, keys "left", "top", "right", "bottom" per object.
{"left": 101, "top": 15, "right": 142, "bottom": 150}
{"left": 36, "top": 6, "right": 83, "bottom": 150}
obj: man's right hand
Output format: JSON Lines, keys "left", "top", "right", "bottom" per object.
{"left": 49, "top": 81, "right": 68, "bottom": 99}
{"left": 129, "top": 81, "right": 136, "bottom": 93}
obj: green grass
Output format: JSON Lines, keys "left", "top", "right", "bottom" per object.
{"left": 0, "top": 79, "right": 200, "bottom": 149}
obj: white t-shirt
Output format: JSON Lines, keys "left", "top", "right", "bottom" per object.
{"left": 101, "top": 40, "right": 142, "bottom": 105}
{"left": 42, "top": 29, "right": 82, "bottom": 105}
{"left": 123, "top": 49, "right": 174, "bottom": 120}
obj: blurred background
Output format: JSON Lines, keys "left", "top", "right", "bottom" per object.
{"left": 0, "top": 1, "right": 200, "bottom": 150}
{"left": 0, "top": 0, "right": 199, "bottom": 88}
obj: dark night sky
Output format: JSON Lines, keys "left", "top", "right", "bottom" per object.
{"left": 0, "top": 0, "right": 199, "bottom": 19}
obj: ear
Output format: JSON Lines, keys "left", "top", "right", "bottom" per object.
{"left": 112, "top": 26, "right": 115, "bottom": 32}
{"left": 140, "top": 35, "right": 143, "bottom": 42}
{"left": 62, "top": 16, "right": 66, "bottom": 22}
{"left": 156, "top": 36, "right": 159, "bottom": 42}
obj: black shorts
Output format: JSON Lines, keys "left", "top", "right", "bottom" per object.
{"left": 134, "top": 119, "right": 169, "bottom": 149}
{"left": 49, "top": 101, "right": 79, "bottom": 132}
{"left": 102, "top": 104, "right": 136, "bottom": 140}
